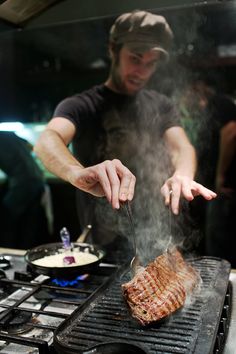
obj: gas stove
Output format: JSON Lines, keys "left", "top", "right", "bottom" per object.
{"left": 0, "top": 251, "right": 232, "bottom": 354}
{"left": 0, "top": 252, "right": 119, "bottom": 354}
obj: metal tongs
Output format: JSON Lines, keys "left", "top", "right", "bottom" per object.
{"left": 60, "top": 227, "right": 76, "bottom": 265}
{"left": 165, "top": 190, "right": 173, "bottom": 255}
{"left": 60, "top": 225, "right": 93, "bottom": 265}
{"left": 124, "top": 201, "right": 140, "bottom": 276}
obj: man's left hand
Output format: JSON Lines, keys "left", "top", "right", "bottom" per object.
{"left": 160, "top": 174, "right": 217, "bottom": 214}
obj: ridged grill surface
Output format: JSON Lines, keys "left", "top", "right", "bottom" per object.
{"left": 54, "top": 257, "right": 231, "bottom": 354}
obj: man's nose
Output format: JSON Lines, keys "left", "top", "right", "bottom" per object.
{"left": 139, "top": 63, "right": 152, "bottom": 78}
{"left": 136, "top": 65, "right": 151, "bottom": 79}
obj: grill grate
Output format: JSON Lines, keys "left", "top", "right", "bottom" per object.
{"left": 54, "top": 257, "right": 231, "bottom": 354}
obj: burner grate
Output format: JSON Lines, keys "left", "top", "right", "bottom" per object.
{"left": 0, "top": 259, "right": 118, "bottom": 354}
{"left": 54, "top": 257, "right": 231, "bottom": 354}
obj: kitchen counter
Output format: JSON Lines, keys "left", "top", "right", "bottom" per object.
{"left": 0, "top": 248, "right": 235, "bottom": 353}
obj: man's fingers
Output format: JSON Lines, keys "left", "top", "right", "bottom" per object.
{"left": 191, "top": 181, "right": 217, "bottom": 200}
{"left": 77, "top": 159, "right": 136, "bottom": 208}
{"left": 128, "top": 175, "right": 136, "bottom": 200}
{"left": 161, "top": 176, "right": 217, "bottom": 217}
{"left": 170, "top": 186, "right": 181, "bottom": 215}
{"left": 192, "top": 183, "right": 217, "bottom": 200}
{"left": 114, "top": 159, "right": 136, "bottom": 203}
{"left": 181, "top": 186, "right": 194, "bottom": 201}
{"left": 118, "top": 172, "right": 135, "bottom": 202}
{"left": 93, "top": 165, "right": 112, "bottom": 203}
{"left": 96, "top": 159, "right": 136, "bottom": 209}
{"left": 161, "top": 184, "right": 171, "bottom": 205}
{"left": 105, "top": 160, "right": 121, "bottom": 209}
{"left": 161, "top": 183, "right": 181, "bottom": 215}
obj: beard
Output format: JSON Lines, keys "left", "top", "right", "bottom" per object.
{"left": 108, "top": 52, "right": 151, "bottom": 95}
{"left": 109, "top": 62, "right": 130, "bottom": 95}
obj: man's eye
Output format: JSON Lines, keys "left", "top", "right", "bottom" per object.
{"left": 147, "top": 61, "right": 157, "bottom": 70}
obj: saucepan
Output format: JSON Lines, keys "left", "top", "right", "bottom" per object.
{"left": 25, "top": 225, "right": 106, "bottom": 278}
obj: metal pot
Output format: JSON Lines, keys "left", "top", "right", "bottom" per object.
{"left": 25, "top": 225, "right": 106, "bottom": 278}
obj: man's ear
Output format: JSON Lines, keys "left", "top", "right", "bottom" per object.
{"left": 108, "top": 42, "right": 115, "bottom": 59}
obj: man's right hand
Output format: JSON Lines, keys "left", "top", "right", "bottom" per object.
{"left": 34, "top": 118, "right": 136, "bottom": 209}
{"left": 68, "top": 159, "right": 136, "bottom": 209}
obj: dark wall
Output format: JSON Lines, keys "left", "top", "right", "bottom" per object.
{"left": 0, "top": 1, "right": 236, "bottom": 122}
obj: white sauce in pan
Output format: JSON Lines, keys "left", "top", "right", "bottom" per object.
{"left": 32, "top": 251, "right": 98, "bottom": 268}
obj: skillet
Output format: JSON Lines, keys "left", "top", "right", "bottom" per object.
{"left": 25, "top": 225, "right": 106, "bottom": 278}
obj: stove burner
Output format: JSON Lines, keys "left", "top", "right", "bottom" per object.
{"left": 0, "top": 252, "right": 118, "bottom": 353}
{"left": 0, "top": 257, "right": 11, "bottom": 270}
{"left": 51, "top": 274, "right": 89, "bottom": 287}
{"left": 0, "top": 310, "right": 32, "bottom": 334}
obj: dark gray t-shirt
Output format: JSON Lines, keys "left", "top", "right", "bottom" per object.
{"left": 54, "top": 84, "right": 181, "bottom": 246}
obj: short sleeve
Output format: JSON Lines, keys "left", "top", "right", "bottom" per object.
{"left": 53, "top": 96, "right": 83, "bottom": 127}
{"left": 156, "top": 93, "right": 181, "bottom": 136}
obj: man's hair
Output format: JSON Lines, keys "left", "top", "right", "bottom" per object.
{"left": 109, "top": 41, "right": 123, "bottom": 57}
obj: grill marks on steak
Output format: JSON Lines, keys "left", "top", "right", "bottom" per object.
{"left": 122, "top": 248, "right": 199, "bottom": 325}
{"left": 167, "top": 249, "right": 200, "bottom": 293}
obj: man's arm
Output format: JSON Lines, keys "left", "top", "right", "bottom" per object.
{"left": 34, "top": 117, "right": 136, "bottom": 209}
{"left": 34, "top": 117, "right": 80, "bottom": 179}
{"left": 161, "top": 126, "right": 216, "bottom": 214}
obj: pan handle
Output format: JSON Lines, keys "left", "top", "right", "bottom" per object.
{"left": 76, "top": 224, "right": 92, "bottom": 243}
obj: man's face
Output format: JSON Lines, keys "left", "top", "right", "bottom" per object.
{"left": 110, "top": 45, "right": 161, "bottom": 95}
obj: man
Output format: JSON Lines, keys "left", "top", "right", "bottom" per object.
{"left": 34, "top": 11, "right": 216, "bottom": 248}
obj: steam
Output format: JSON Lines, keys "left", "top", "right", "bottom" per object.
{"left": 123, "top": 7, "right": 219, "bottom": 266}
{"left": 116, "top": 128, "right": 202, "bottom": 266}
{"left": 94, "top": 7, "right": 215, "bottom": 265}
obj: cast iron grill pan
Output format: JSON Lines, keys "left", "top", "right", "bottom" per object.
{"left": 54, "top": 257, "right": 231, "bottom": 354}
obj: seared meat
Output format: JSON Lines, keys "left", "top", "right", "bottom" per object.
{"left": 122, "top": 248, "right": 199, "bottom": 325}
{"left": 166, "top": 248, "right": 200, "bottom": 293}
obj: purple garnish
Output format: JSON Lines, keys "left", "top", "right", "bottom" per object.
{"left": 63, "top": 256, "right": 76, "bottom": 265}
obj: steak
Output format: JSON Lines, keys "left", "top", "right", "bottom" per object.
{"left": 122, "top": 248, "right": 200, "bottom": 325}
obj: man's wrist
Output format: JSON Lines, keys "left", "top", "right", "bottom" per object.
{"left": 64, "top": 163, "right": 84, "bottom": 184}
{"left": 173, "top": 171, "right": 195, "bottom": 180}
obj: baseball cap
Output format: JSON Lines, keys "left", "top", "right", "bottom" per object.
{"left": 109, "top": 10, "right": 173, "bottom": 61}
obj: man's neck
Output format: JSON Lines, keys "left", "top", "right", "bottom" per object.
{"left": 104, "top": 78, "right": 139, "bottom": 97}
{"left": 104, "top": 78, "right": 119, "bottom": 93}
